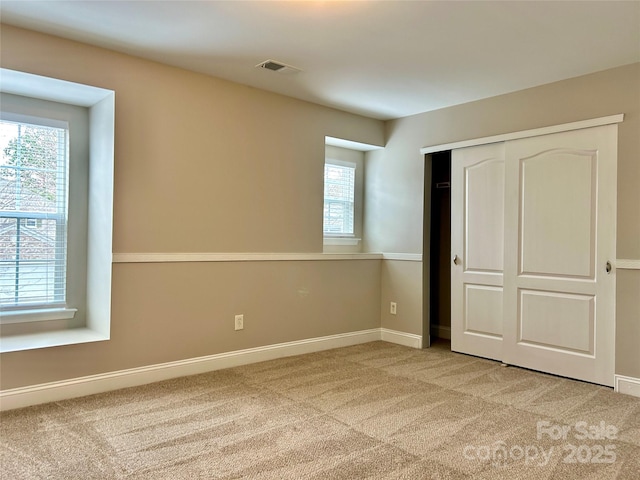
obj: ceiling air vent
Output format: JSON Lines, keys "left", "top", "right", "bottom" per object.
{"left": 256, "top": 59, "right": 302, "bottom": 75}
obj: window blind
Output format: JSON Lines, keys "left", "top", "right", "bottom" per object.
{"left": 0, "top": 118, "right": 69, "bottom": 309}
{"left": 323, "top": 162, "right": 355, "bottom": 235}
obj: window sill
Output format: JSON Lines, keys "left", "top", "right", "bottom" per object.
{"left": 0, "top": 328, "right": 109, "bottom": 353}
{"left": 323, "top": 237, "right": 361, "bottom": 246}
{"left": 1, "top": 307, "right": 77, "bottom": 325}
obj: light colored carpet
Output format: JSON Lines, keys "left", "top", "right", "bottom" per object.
{"left": 1, "top": 341, "right": 639, "bottom": 479}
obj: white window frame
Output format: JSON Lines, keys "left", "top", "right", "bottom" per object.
{"left": 323, "top": 144, "right": 364, "bottom": 251}
{"left": 323, "top": 159, "right": 356, "bottom": 239}
{"left": 0, "top": 69, "right": 114, "bottom": 353}
{"left": 1, "top": 107, "right": 81, "bottom": 324}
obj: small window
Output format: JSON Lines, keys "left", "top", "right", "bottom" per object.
{"left": 323, "top": 161, "right": 356, "bottom": 236}
{"left": 323, "top": 144, "right": 365, "bottom": 251}
{"left": 0, "top": 116, "right": 70, "bottom": 309}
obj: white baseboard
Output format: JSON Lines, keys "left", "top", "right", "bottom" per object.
{"left": 430, "top": 325, "right": 451, "bottom": 340}
{"left": 614, "top": 375, "right": 640, "bottom": 398}
{"left": 1, "top": 327, "right": 422, "bottom": 411}
{"left": 380, "top": 328, "right": 422, "bottom": 348}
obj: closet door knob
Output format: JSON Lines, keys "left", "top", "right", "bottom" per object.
{"left": 605, "top": 261, "right": 612, "bottom": 274}
{"left": 453, "top": 255, "right": 460, "bottom": 265}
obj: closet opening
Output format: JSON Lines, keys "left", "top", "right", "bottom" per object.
{"left": 424, "top": 150, "right": 451, "bottom": 349}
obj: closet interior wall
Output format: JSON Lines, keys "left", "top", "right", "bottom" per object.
{"left": 428, "top": 151, "right": 452, "bottom": 343}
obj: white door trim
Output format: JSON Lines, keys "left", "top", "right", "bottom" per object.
{"left": 420, "top": 114, "right": 624, "bottom": 155}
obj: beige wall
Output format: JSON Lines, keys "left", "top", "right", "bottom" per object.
{"left": 380, "top": 260, "right": 423, "bottom": 337}
{"left": 2, "top": 260, "right": 381, "bottom": 387}
{"left": 366, "top": 63, "right": 640, "bottom": 377}
{"left": 0, "top": 25, "right": 384, "bottom": 389}
{"left": 0, "top": 25, "right": 385, "bottom": 255}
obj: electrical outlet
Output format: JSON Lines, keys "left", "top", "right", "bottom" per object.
{"left": 234, "top": 314, "right": 244, "bottom": 331}
{"left": 390, "top": 302, "right": 397, "bottom": 315}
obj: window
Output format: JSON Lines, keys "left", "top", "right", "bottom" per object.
{"left": 0, "top": 115, "right": 71, "bottom": 313}
{"left": 323, "top": 138, "right": 382, "bottom": 252}
{"left": 323, "top": 161, "right": 356, "bottom": 236}
{"left": 0, "top": 69, "right": 114, "bottom": 353}
{"left": 323, "top": 144, "right": 365, "bottom": 251}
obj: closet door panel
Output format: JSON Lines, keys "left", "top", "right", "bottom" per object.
{"left": 503, "top": 125, "right": 616, "bottom": 386}
{"left": 466, "top": 159, "right": 504, "bottom": 273}
{"left": 518, "top": 289, "right": 594, "bottom": 354}
{"left": 465, "top": 285, "right": 503, "bottom": 337}
{"left": 520, "top": 151, "right": 595, "bottom": 278}
{"left": 451, "top": 143, "right": 505, "bottom": 361}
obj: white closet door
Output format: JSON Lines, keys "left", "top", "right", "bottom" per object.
{"left": 451, "top": 143, "right": 505, "bottom": 361}
{"left": 503, "top": 125, "right": 617, "bottom": 386}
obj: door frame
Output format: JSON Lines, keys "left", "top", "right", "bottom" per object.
{"left": 420, "top": 115, "right": 623, "bottom": 157}
{"left": 421, "top": 114, "right": 623, "bottom": 362}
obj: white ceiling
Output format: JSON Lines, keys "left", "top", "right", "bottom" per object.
{"left": 1, "top": 1, "right": 639, "bottom": 120}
